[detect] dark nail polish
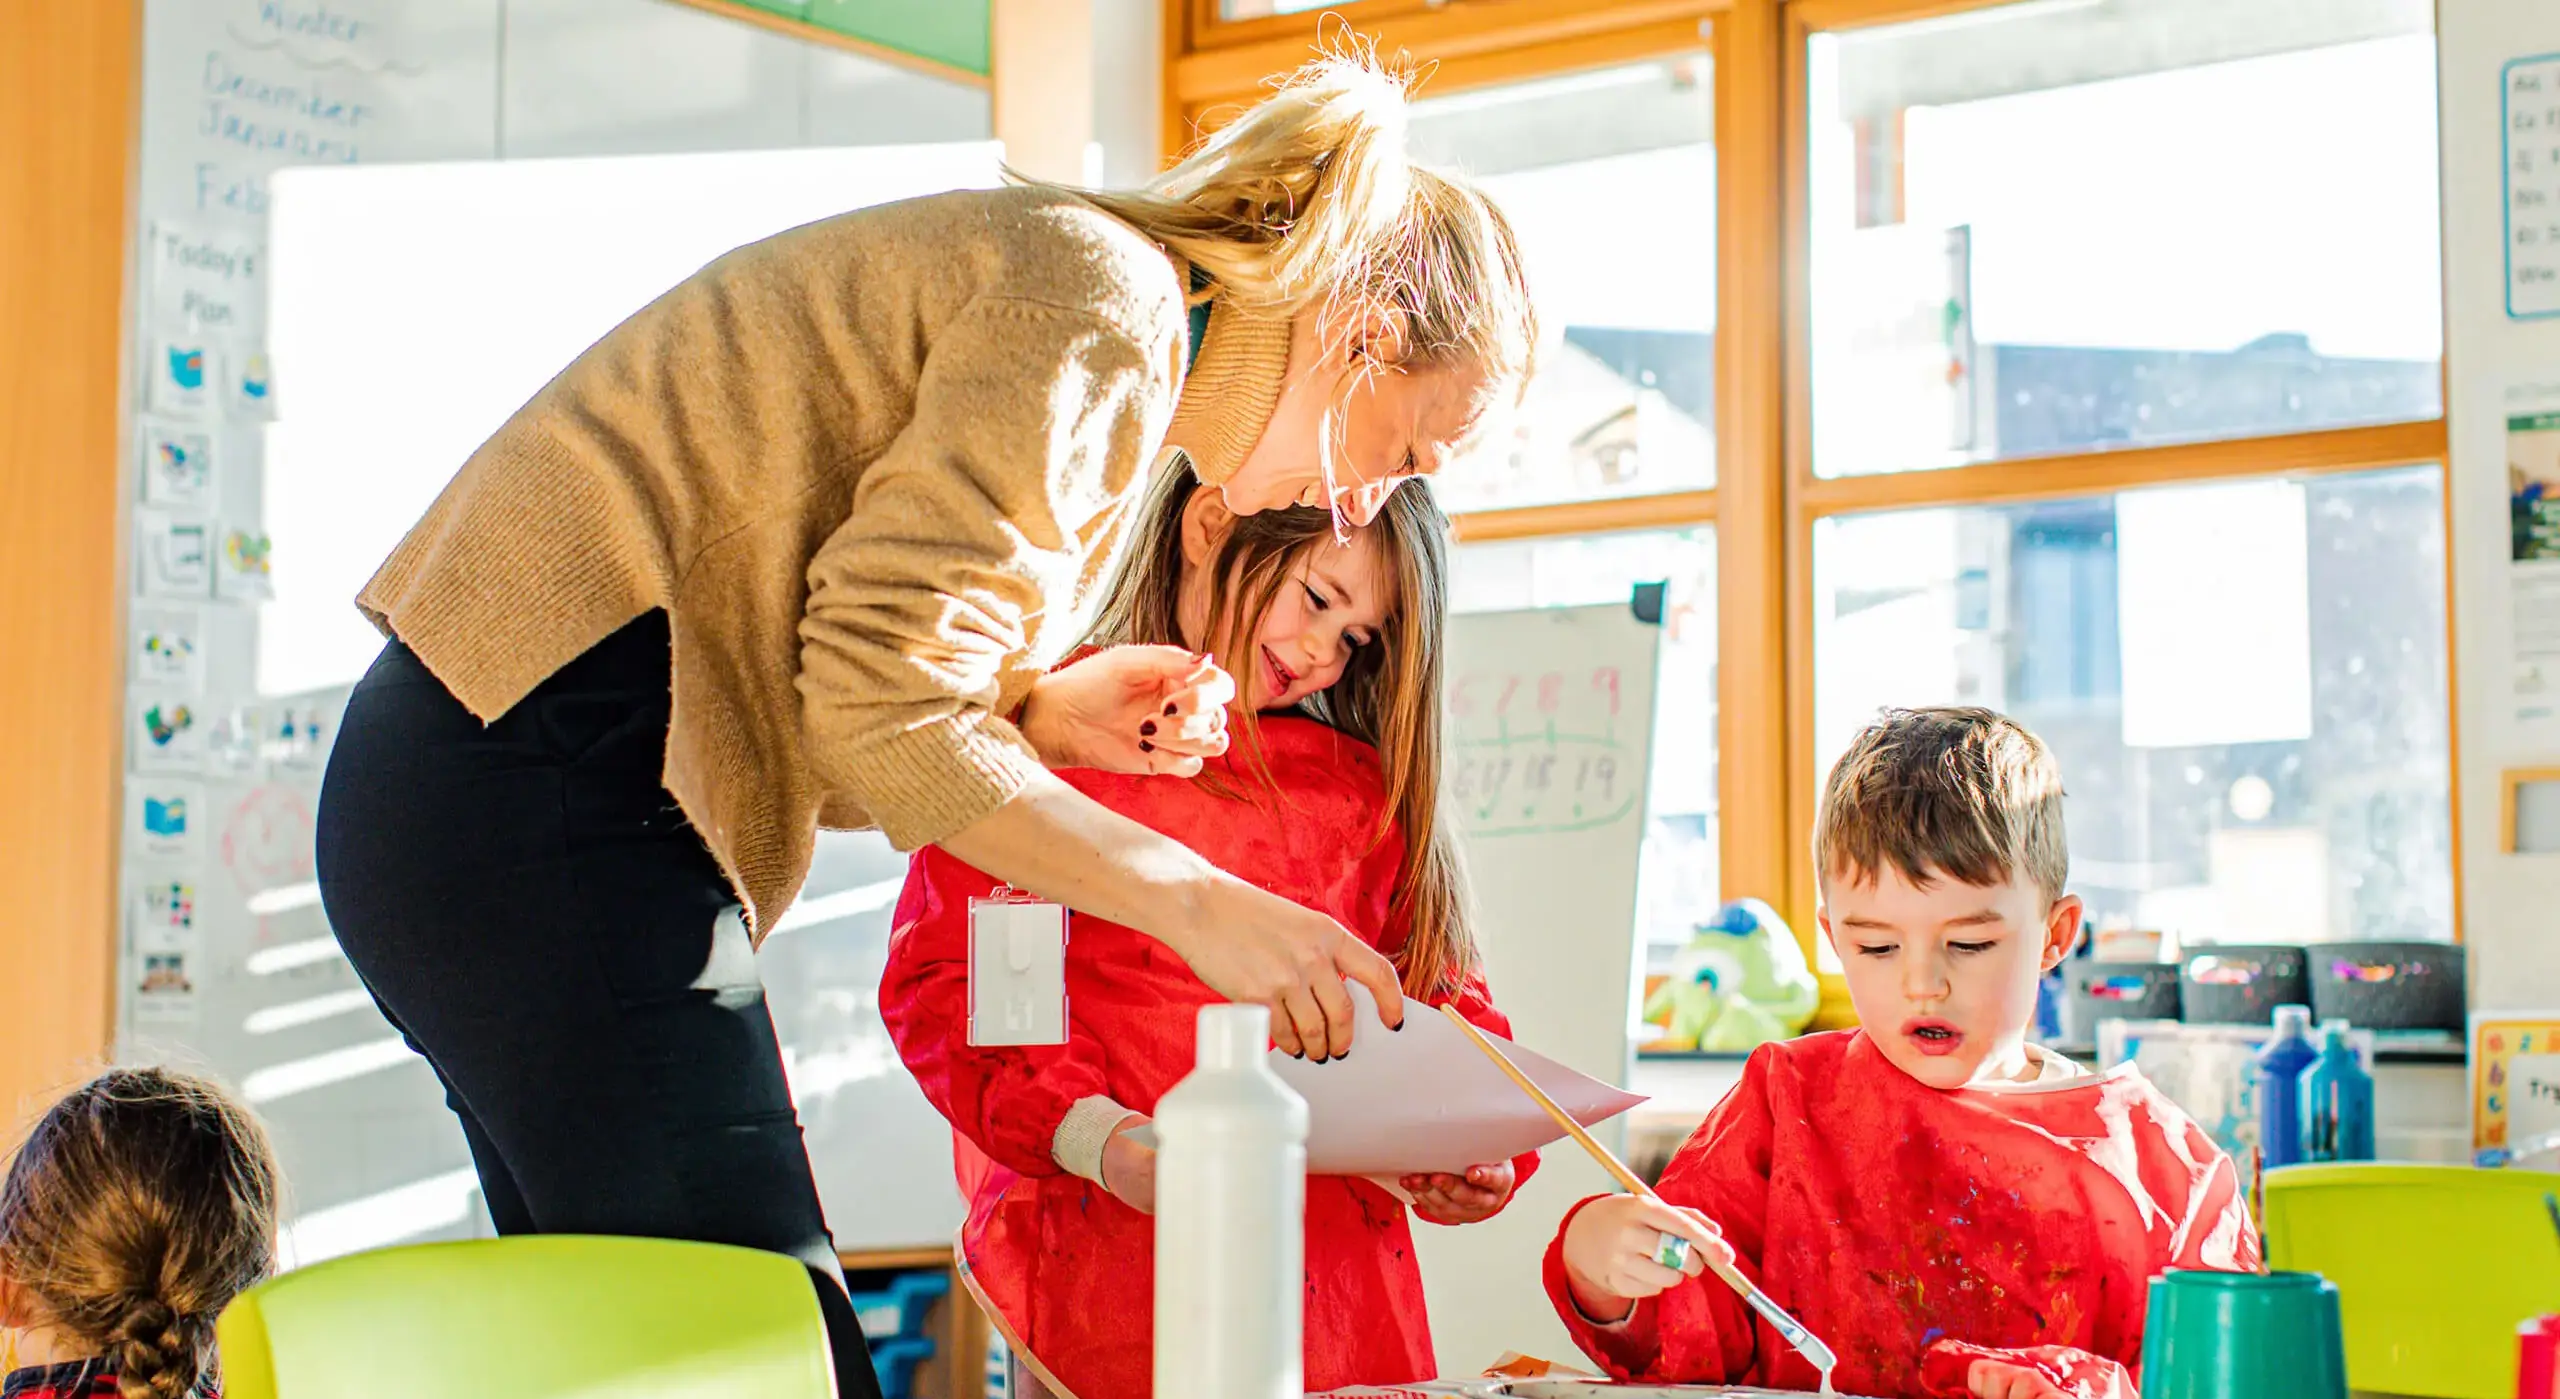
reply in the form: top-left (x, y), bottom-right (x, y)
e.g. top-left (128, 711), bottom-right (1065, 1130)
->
top-left (1164, 702), bottom-right (1178, 716)
top-left (1139, 740), bottom-right (1154, 752)
top-left (1141, 720), bottom-right (1157, 736)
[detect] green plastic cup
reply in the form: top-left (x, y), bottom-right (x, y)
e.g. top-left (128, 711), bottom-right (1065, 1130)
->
top-left (2141, 1269), bottom-right (2348, 1399)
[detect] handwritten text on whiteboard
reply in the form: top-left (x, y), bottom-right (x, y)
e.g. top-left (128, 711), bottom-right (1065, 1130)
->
top-left (1446, 665), bottom-right (1638, 838)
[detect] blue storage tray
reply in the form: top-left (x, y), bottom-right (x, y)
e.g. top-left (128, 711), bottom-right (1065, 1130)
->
top-left (870, 1336), bottom-right (938, 1399)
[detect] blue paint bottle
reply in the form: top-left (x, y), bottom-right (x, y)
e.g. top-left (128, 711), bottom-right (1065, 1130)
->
top-left (2256, 1004), bottom-right (2319, 1169)
top-left (2300, 1020), bottom-right (2375, 1162)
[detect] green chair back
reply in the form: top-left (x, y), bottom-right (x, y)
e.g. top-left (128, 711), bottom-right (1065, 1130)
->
top-left (2264, 1163), bottom-right (2559, 1398)
top-left (216, 1236), bottom-right (833, 1399)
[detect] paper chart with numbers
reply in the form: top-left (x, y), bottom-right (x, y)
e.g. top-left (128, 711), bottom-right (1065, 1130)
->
top-left (2508, 53), bottom-right (2560, 319)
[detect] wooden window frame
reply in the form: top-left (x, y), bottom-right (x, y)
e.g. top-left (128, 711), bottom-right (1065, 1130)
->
top-left (1166, 0), bottom-right (2463, 1022)
top-left (1779, 0), bottom-right (2459, 1021)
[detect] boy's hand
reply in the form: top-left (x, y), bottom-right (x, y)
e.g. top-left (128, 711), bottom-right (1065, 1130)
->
top-left (1099, 1115), bottom-right (1156, 1215)
top-left (1403, 1161), bottom-right (1516, 1224)
top-left (1920, 1341), bottom-right (2134, 1399)
top-left (1965, 1362), bottom-right (2072, 1399)
top-left (1559, 1194), bottom-right (1731, 1323)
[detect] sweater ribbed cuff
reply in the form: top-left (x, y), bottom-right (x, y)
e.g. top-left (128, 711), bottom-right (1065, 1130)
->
top-left (1166, 297), bottom-right (1292, 488)
top-left (834, 713), bottom-right (1046, 853)
top-left (1053, 1096), bottom-right (1141, 1185)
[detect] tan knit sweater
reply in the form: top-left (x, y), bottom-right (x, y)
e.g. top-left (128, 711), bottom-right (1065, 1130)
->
top-left (357, 185), bottom-right (1291, 938)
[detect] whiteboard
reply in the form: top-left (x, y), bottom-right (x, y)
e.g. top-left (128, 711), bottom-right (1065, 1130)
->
top-left (1413, 599), bottom-right (1665, 1378)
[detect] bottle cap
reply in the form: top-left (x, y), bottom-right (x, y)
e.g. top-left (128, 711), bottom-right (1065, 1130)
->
top-left (1195, 1003), bottom-right (1269, 1072)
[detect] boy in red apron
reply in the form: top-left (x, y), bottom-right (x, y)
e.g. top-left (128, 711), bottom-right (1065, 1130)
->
top-left (1551, 707), bottom-right (2259, 1399)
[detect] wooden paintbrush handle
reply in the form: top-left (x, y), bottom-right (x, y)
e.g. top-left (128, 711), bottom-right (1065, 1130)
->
top-left (1438, 1003), bottom-right (1652, 1198)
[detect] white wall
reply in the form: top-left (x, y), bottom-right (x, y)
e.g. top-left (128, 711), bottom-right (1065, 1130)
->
top-left (2442, 0), bottom-right (2560, 1008)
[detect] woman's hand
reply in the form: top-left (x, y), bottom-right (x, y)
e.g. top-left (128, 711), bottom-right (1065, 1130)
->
top-left (937, 777), bottom-right (1405, 1060)
top-left (1559, 1194), bottom-right (1729, 1324)
top-left (1100, 1115), bottom-right (1156, 1215)
top-left (1017, 646), bottom-right (1234, 777)
top-left (1403, 1161), bottom-right (1517, 1225)
top-left (1171, 876), bottom-right (1407, 1060)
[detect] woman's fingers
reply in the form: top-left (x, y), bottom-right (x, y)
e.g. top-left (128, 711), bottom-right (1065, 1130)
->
top-left (1308, 966), bottom-right (1358, 1060)
top-left (1333, 937), bottom-right (1406, 1031)
top-left (1275, 986), bottom-right (1329, 1060)
top-left (1139, 658), bottom-right (1233, 767)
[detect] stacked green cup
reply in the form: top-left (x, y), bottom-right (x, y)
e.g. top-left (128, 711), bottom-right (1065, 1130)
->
top-left (2141, 1270), bottom-right (2347, 1399)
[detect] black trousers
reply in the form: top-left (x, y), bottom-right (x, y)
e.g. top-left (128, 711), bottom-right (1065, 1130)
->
top-left (315, 612), bottom-right (883, 1398)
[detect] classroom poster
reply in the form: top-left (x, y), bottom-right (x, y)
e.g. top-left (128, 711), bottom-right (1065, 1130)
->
top-left (131, 949), bottom-right (201, 1028)
top-left (129, 693), bottom-right (206, 775)
top-left (131, 878), bottom-right (197, 942)
top-left (139, 419), bottom-right (219, 508)
top-left (124, 779), bottom-right (206, 866)
top-left (127, 871), bottom-right (204, 1031)
top-left (204, 705), bottom-right (263, 778)
top-left (267, 704), bottom-right (330, 771)
top-left (2508, 1054), bottom-right (2560, 1167)
top-left (147, 335), bottom-right (218, 418)
top-left (147, 221), bottom-right (266, 336)
top-left (2473, 1011), bottom-right (2560, 1161)
top-left (136, 511), bottom-right (213, 599)
top-left (2507, 54), bottom-right (2560, 319)
top-left (130, 608), bottom-right (206, 694)
top-left (227, 343), bottom-right (276, 419)
top-left (2511, 386), bottom-right (2560, 728)
top-left (216, 523), bottom-right (275, 602)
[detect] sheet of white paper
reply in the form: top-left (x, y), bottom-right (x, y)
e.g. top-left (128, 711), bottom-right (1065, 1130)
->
top-left (1136, 983), bottom-right (1645, 1176)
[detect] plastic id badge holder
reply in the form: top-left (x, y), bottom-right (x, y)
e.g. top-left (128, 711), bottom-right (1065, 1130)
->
top-left (968, 888), bottom-right (1068, 1047)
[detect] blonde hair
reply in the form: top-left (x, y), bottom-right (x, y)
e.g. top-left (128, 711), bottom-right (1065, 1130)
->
top-left (0, 1068), bottom-right (280, 1399)
top-left (1084, 464), bottom-right (1477, 999)
top-left (1055, 50), bottom-right (1537, 398)
top-left (1814, 706), bottom-right (2070, 902)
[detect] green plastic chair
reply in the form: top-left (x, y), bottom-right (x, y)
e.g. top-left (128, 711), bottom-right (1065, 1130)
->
top-left (216, 1236), bottom-right (835, 1399)
top-left (2264, 1163), bottom-right (2559, 1399)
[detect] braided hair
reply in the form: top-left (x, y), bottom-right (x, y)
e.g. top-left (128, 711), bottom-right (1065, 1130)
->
top-left (0, 1068), bottom-right (280, 1399)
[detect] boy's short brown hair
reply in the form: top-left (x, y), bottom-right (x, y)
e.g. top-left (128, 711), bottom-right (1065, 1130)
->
top-left (1815, 706), bottom-right (2069, 901)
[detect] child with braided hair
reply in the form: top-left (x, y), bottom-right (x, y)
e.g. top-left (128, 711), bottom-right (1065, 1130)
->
top-left (0, 1068), bottom-right (281, 1399)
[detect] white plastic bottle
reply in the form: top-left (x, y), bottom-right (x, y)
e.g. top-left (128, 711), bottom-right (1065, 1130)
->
top-left (1153, 1003), bottom-right (1309, 1399)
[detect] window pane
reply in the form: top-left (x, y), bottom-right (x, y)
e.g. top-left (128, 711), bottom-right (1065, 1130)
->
top-left (1452, 529), bottom-right (1717, 963)
top-left (1808, 2), bottom-right (2441, 478)
top-left (1410, 55), bottom-right (1716, 511)
top-left (1810, 468), bottom-right (2452, 968)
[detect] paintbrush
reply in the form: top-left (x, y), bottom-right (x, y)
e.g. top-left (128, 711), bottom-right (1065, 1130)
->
top-left (2250, 1145), bottom-right (2268, 1273)
top-left (1439, 1005), bottom-right (1839, 1384)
